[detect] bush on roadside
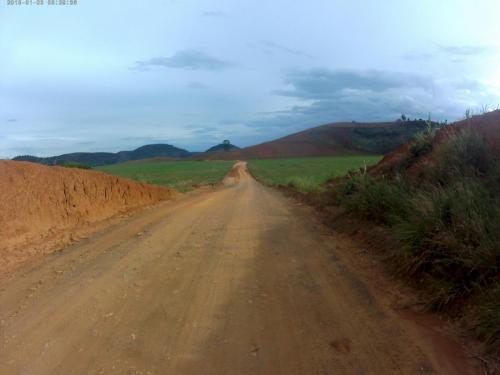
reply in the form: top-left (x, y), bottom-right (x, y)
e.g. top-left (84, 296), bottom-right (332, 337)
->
top-left (409, 130), bottom-right (434, 159)
top-left (336, 173), bottom-right (411, 225)
top-left (393, 121), bottom-right (436, 172)
top-left (430, 129), bottom-right (495, 184)
top-left (335, 128), bottom-right (500, 351)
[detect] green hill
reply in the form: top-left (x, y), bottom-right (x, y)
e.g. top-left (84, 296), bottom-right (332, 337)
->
top-left (13, 144), bottom-right (193, 167)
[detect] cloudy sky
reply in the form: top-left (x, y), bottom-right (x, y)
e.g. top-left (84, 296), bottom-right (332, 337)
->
top-left (1, 0), bottom-right (500, 157)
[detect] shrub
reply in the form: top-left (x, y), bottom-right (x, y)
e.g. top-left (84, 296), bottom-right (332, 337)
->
top-left (336, 173), bottom-right (411, 225)
top-left (391, 180), bottom-right (500, 306)
top-left (336, 126), bottom-right (500, 337)
top-left (409, 130), bottom-right (434, 158)
top-left (430, 129), bottom-right (494, 184)
top-left (388, 124), bottom-right (436, 173)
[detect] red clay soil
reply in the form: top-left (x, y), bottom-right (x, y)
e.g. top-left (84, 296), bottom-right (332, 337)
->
top-left (371, 110), bottom-right (500, 175)
top-left (0, 160), bottom-right (177, 277)
top-left (369, 142), bottom-right (411, 175)
top-left (195, 121), bottom-right (396, 160)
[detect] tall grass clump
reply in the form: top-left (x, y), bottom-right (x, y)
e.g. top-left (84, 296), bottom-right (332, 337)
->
top-left (409, 118), bottom-right (435, 158)
top-left (336, 173), bottom-right (412, 225)
top-left (336, 128), bottom-right (500, 349)
top-left (396, 116), bottom-right (436, 172)
top-left (287, 176), bottom-right (323, 192)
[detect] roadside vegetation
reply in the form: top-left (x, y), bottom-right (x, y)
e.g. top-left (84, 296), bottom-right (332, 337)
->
top-left (335, 128), bottom-right (500, 354)
top-left (348, 117), bottom-right (443, 154)
top-left (248, 156), bottom-right (382, 192)
top-left (60, 161), bottom-right (92, 170)
top-left (97, 160), bottom-right (234, 192)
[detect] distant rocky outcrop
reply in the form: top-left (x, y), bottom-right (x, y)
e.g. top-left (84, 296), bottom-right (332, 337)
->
top-left (205, 142), bottom-right (240, 153)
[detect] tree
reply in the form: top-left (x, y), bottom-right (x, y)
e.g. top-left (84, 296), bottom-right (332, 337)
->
top-left (223, 139), bottom-right (231, 152)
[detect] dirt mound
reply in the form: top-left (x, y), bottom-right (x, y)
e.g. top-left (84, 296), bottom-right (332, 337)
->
top-left (371, 110), bottom-right (500, 175)
top-left (0, 161), bottom-right (177, 276)
top-left (193, 121), bottom-right (427, 160)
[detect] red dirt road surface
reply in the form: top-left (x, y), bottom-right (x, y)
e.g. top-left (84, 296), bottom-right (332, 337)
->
top-left (0, 162), bottom-right (479, 374)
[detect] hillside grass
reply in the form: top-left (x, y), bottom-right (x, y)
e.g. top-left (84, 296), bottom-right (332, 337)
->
top-left (248, 156), bottom-right (382, 192)
top-left (97, 160), bottom-right (234, 192)
top-left (335, 129), bottom-right (500, 353)
top-left (60, 161), bottom-right (92, 170)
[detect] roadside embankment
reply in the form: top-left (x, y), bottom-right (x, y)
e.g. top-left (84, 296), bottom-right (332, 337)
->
top-left (0, 160), bottom-right (177, 277)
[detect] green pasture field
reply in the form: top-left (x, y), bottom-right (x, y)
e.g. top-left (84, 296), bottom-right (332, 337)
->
top-left (97, 160), bottom-right (235, 192)
top-left (247, 155), bottom-right (382, 192)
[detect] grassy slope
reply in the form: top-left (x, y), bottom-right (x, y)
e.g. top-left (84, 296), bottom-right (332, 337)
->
top-left (248, 156), bottom-right (382, 192)
top-left (97, 160), bottom-right (234, 192)
top-left (196, 121), bottom-right (430, 160)
top-left (335, 128), bottom-right (500, 355)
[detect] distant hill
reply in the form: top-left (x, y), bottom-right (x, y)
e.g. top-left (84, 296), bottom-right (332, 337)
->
top-left (13, 144), bottom-right (193, 167)
top-left (193, 120), bottom-right (433, 160)
top-left (13, 119), bottom-right (439, 165)
top-left (205, 143), bottom-right (240, 153)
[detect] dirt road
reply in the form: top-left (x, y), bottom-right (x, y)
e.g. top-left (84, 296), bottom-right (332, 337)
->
top-left (0, 162), bottom-right (476, 374)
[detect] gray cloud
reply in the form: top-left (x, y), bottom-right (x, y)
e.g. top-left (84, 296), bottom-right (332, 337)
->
top-left (133, 50), bottom-right (233, 71)
top-left (202, 10), bottom-right (226, 17)
top-left (190, 126), bottom-right (218, 133)
top-left (3, 1), bottom-right (500, 158)
top-left (274, 69), bottom-right (432, 100)
top-left (438, 45), bottom-right (492, 56)
top-left (259, 41), bottom-right (313, 59)
top-left (187, 81), bottom-right (209, 89)
top-left (403, 52), bottom-right (434, 61)
top-left (7, 118), bottom-right (17, 122)
top-left (243, 94), bottom-right (426, 141)
top-left (120, 136), bottom-right (171, 143)
top-left (244, 68), bottom-right (497, 138)
top-left (404, 44), bottom-right (495, 61)
top-left (189, 127), bottom-right (220, 138)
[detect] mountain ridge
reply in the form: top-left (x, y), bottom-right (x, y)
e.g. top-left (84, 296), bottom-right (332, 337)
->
top-left (193, 119), bottom-right (433, 160)
top-left (13, 144), bottom-right (194, 167)
top-left (13, 119), bottom-right (437, 165)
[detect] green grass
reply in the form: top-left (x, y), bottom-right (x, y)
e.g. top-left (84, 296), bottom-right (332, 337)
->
top-left (248, 156), bottom-right (382, 192)
top-left (60, 161), bottom-right (92, 170)
top-left (97, 160), bottom-right (234, 192)
top-left (335, 129), bottom-right (500, 353)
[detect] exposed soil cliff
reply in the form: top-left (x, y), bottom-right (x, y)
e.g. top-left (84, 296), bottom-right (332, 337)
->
top-left (0, 160), bottom-right (177, 276)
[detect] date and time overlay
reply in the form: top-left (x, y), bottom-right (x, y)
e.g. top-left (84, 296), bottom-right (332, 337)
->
top-left (6, 0), bottom-right (77, 5)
